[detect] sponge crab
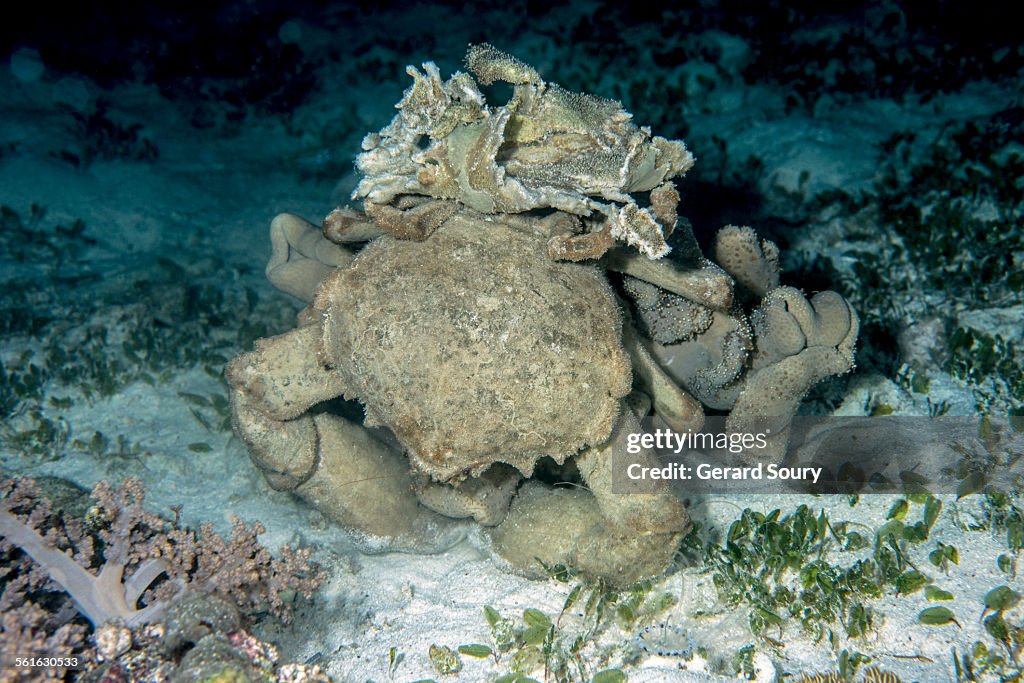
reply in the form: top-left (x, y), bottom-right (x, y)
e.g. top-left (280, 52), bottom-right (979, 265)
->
top-left (227, 207), bottom-right (699, 586)
top-left (225, 46), bottom-right (859, 586)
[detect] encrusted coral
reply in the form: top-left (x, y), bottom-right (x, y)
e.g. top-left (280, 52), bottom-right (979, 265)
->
top-left (352, 43), bottom-right (694, 259)
top-left (226, 45), bottom-right (858, 587)
top-left (712, 224), bottom-right (780, 299)
top-left (622, 275), bottom-right (715, 344)
top-left (727, 286), bottom-right (859, 459)
top-left (646, 225), bottom-right (857, 426)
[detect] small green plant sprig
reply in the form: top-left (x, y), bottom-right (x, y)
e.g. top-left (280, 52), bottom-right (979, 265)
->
top-left (951, 585), bottom-right (1024, 682)
top-left (946, 327), bottom-right (1024, 412)
top-left (949, 418), bottom-right (1024, 553)
top-left (428, 644), bottom-right (463, 675)
top-left (954, 639), bottom-right (1024, 683)
top-left (691, 497), bottom-right (946, 646)
top-left (458, 570), bottom-right (673, 683)
top-left (954, 486), bottom-right (1024, 557)
top-left (476, 602), bottom-right (629, 683)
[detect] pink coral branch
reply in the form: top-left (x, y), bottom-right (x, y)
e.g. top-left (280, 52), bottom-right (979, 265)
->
top-left (124, 557), bottom-right (169, 605)
top-left (0, 507), bottom-right (171, 627)
top-left (2, 476), bottom-right (322, 634)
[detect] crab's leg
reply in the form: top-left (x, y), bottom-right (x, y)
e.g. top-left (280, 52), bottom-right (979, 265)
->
top-left (227, 327), bottom-right (456, 546)
top-left (298, 412), bottom-right (452, 545)
top-left (602, 247), bottom-right (734, 311)
top-left (488, 480), bottom-right (686, 587)
top-left (574, 408), bottom-right (691, 537)
top-left (226, 323), bottom-right (349, 492)
top-left (226, 324), bottom-right (346, 421)
top-left (621, 321), bottom-right (704, 432)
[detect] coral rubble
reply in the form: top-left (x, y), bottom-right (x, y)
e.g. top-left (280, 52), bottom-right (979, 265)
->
top-left (352, 43), bottom-right (695, 259)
